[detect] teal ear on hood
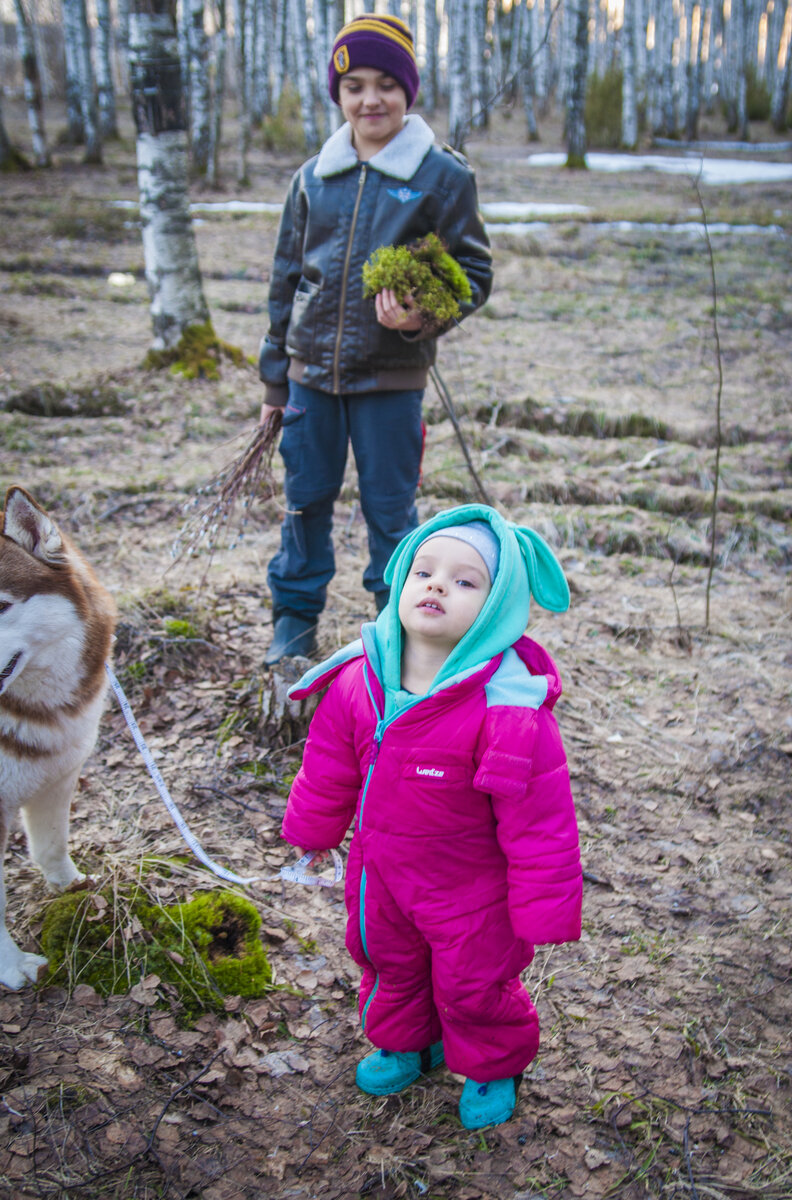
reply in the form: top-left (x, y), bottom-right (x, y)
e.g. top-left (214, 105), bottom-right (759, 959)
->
top-left (377, 504), bottom-right (570, 699)
top-left (512, 526), bottom-right (570, 614)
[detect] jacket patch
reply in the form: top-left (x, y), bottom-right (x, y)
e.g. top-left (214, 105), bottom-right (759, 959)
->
top-left (387, 187), bottom-right (422, 203)
top-left (415, 765), bottom-right (446, 778)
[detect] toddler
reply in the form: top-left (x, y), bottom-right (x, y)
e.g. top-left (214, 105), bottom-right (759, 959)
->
top-left (281, 504), bottom-right (582, 1129)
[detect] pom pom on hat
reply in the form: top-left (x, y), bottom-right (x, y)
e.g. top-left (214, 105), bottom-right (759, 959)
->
top-left (329, 14), bottom-right (420, 110)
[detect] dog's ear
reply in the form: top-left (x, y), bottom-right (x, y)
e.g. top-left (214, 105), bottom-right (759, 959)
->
top-left (2, 487), bottom-right (65, 565)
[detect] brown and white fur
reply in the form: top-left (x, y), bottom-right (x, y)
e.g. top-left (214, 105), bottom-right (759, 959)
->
top-left (0, 487), bottom-right (116, 989)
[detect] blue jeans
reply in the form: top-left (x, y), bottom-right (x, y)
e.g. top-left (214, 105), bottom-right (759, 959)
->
top-left (267, 382), bottom-right (424, 619)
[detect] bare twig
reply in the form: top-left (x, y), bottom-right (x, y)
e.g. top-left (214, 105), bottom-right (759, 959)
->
top-left (692, 172), bottom-right (724, 631)
top-left (430, 365), bottom-right (494, 507)
top-left (171, 409), bottom-right (284, 573)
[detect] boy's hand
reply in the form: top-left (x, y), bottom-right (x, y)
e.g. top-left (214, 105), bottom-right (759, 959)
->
top-left (375, 289), bottom-right (423, 332)
top-left (260, 400), bottom-right (284, 425)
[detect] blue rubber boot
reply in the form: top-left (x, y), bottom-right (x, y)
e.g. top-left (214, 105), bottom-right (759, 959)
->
top-left (355, 1042), bottom-right (445, 1096)
top-left (459, 1075), bottom-right (522, 1130)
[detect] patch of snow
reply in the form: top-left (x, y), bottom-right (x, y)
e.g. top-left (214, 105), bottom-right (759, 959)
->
top-left (654, 137), bottom-right (792, 154)
top-left (486, 220), bottom-right (786, 237)
top-left (526, 151), bottom-right (792, 186)
top-left (111, 199), bottom-right (284, 214)
top-left (480, 200), bottom-right (590, 219)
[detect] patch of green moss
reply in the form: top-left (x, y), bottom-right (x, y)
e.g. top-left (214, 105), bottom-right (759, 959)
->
top-left (144, 321), bottom-right (246, 380)
top-left (162, 617), bottom-right (200, 638)
top-left (40, 887), bottom-right (272, 1022)
top-left (362, 233), bottom-right (472, 329)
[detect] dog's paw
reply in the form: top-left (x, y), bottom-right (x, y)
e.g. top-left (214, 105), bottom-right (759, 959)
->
top-left (0, 935), bottom-right (48, 991)
top-left (43, 859), bottom-right (85, 892)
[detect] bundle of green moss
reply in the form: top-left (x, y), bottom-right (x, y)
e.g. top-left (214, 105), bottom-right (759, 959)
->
top-left (362, 233), bottom-right (472, 331)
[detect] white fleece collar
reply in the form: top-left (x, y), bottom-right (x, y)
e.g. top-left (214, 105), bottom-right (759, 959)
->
top-left (314, 114), bottom-right (436, 181)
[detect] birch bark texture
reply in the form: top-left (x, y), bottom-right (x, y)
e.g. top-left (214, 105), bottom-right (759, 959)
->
top-left (95, 0), bottom-right (119, 138)
top-left (12, 0), bottom-right (50, 165)
top-left (129, 0), bottom-right (210, 350)
top-left (564, 0), bottom-right (588, 166)
top-left (62, 0), bottom-right (103, 161)
top-left (621, 0), bottom-right (638, 148)
top-left (187, 0), bottom-right (212, 172)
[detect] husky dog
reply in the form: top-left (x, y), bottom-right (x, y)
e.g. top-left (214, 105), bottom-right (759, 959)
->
top-left (0, 487), bottom-right (116, 990)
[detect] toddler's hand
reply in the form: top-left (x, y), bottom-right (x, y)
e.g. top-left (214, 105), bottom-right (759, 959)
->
top-left (375, 289), bottom-right (423, 332)
top-left (296, 847), bottom-right (330, 864)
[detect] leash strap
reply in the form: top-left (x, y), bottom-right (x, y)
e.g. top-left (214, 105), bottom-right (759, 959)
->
top-left (104, 663), bottom-right (343, 888)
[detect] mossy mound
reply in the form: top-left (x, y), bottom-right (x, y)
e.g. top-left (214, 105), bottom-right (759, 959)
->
top-left (362, 233), bottom-right (472, 330)
top-left (144, 321), bottom-right (247, 381)
top-left (40, 886), bottom-right (272, 1021)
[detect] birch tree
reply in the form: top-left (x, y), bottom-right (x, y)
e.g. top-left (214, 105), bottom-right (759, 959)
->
top-left (61, 0), bottom-right (85, 143)
top-left (447, 0), bottom-right (470, 148)
top-left (129, 0), bottom-right (211, 350)
top-left (207, 0), bottom-right (227, 185)
top-left (564, 0), bottom-right (588, 166)
top-left (519, 0), bottom-right (540, 140)
top-left (290, 0), bottom-right (320, 151)
top-left (770, 0), bottom-right (792, 129)
top-left (621, 0), bottom-right (639, 148)
top-left (12, 0), bottom-right (51, 166)
top-left (62, 0), bottom-right (103, 162)
top-left (233, 0), bottom-right (252, 183)
top-left (95, 0), bottom-right (119, 138)
top-left (187, 0), bottom-right (212, 171)
top-left (423, 0), bottom-right (440, 113)
top-left (685, 0), bottom-right (704, 140)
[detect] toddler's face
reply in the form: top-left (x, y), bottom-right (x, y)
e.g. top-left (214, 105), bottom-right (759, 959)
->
top-left (398, 536), bottom-right (491, 654)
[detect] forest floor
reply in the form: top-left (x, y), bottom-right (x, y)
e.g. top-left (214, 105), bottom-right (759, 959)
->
top-left (1, 99), bottom-right (791, 1200)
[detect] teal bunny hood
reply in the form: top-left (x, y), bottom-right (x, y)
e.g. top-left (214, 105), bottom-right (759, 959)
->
top-left (370, 504), bottom-right (570, 710)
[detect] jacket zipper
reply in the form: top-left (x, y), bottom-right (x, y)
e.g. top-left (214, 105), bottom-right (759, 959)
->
top-left (333, 162), bottom-right (367, 395)
top-left (358, 665), bottom-right (385, 1027)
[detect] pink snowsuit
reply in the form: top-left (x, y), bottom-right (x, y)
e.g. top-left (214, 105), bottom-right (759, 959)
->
top-left (283, 633), bottom-right (582, 1082)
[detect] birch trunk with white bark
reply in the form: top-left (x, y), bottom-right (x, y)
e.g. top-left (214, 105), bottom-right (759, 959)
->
top-left (129, 0), bottom-right (210, 350)
top-left (207, 0), bottom-right (227, 185)
top-left (447, 0), bottom-right (470, 148)
top-left (564, 0), bottom-right (588, 166)
top-left (621, 0), bottom-right (638, 148)
top-left (770, 0), bottom-right (792, 129)
top-left (12, 0), bottom-right (50, 165)
top-left (423, 0), bottom-right (440, 112)
top-left (63, 0), bottom-right (102, 162)
top-left (94, 0), bottom-right (119, 138)
top-left (61, 0), bottom-right (85, 143)
top-left (685, 0), bottom-right (703, 140)
top-left (233, 0), bottom-right (251, 183)
top-left (519, 0), bottom-right (540, 140)
top-left (187, 0), bottom-right (212, 171)
top-left (289, 0), bottom-right (319, 151)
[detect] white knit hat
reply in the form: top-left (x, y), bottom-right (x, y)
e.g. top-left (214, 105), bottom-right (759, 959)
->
top-left (420, 520), bottom-right (500, 582)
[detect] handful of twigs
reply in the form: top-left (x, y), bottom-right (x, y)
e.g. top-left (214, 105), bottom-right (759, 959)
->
top-left (171, 409), bottom-right (283, 569)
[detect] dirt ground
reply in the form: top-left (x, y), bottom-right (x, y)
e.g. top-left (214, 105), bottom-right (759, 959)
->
top-left (1, 99), bottom-right (791, 1200)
